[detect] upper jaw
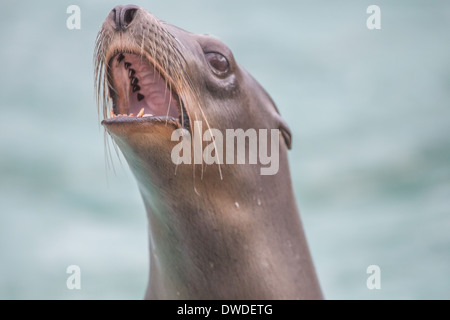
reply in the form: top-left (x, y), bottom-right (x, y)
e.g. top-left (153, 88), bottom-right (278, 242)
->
top-left (102, 50), bottom-right (190, 130)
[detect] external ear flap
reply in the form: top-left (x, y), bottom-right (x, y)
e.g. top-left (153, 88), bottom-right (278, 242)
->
top-left (248, 73), bottom-right (292, 149)
top-left (278, 117), bottom-right (292, 150)
top-left (267, 100), bottom-right (292, 150)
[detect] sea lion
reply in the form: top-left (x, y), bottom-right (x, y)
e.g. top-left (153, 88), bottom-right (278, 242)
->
top-left (94, 4), bottom-right (323, 299)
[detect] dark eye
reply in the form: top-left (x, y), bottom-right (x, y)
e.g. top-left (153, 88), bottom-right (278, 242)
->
top-left (205, 52), bottom-right (230, 77)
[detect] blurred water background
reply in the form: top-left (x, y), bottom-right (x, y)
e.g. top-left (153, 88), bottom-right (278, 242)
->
top-left (0, 0), bottom-right (449, 299)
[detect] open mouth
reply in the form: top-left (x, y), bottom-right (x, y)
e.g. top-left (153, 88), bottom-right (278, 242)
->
top-left (104, 51), bottom-right (190, 129)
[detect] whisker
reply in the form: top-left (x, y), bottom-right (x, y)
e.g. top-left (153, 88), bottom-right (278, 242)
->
top-left (94, 12), bottom-right (225, 185)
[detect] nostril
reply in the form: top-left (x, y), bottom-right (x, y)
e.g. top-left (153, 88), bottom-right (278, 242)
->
top-left (108, 7), bottom-right (119, 30)
top-left (123, 8), bottom-right (137, 27)
top-left (120, 5), bottom-right (139, 30)
top-left (110, 8), bottom-right (117, 21)
top-left (109, 5), bottom-right (139, 30)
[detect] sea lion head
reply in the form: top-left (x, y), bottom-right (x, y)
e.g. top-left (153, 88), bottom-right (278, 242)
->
top-left (95, 5), bottom-right (291, 185)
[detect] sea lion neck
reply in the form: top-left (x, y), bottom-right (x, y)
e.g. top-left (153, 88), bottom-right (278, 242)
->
top-left (116, 139), bottom-right (320, 299)
top-left (109, 124), bottom-right (321, 299)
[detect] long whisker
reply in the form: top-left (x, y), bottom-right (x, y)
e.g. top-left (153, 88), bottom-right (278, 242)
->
top-left (94, 10), bottom-right (225, 186)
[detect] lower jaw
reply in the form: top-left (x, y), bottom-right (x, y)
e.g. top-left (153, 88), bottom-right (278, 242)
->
top-left (102, 114), bottom-right (181, 128)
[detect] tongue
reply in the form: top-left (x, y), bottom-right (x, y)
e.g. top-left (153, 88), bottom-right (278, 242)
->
top-left (129, 61), bottom-right (179, 117)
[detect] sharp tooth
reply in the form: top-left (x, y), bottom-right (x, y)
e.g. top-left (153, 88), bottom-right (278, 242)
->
top-left (137, 108), bottom-right (145, 118)
top-left (129, 113), bottom-right (134, 117)
top-left (110, 109), bottom-right (115, 118)
top-left (131, 77), bottom-right (139, 86)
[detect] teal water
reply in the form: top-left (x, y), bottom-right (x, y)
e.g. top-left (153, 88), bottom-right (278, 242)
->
top-left (1, 0), bottom-right (449, 299)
